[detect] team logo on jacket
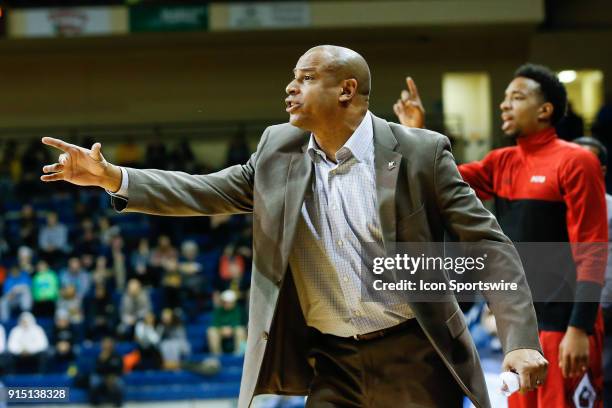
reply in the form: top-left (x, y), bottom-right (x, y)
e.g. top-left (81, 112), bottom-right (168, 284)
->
top-left (529, 175), bottom-right (546, 183)
top-left (573, 374), bottom-right (596, 408)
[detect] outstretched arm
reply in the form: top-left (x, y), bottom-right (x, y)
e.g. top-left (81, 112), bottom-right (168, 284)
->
top-left (41, 129), bottom-right (270, 216)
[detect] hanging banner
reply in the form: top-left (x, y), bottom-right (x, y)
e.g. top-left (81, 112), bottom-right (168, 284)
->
top-left (228, 2), bottom-right (310, 30)
top-left (9, 6), bottom-right (127, 38)
top-left (129, 4), bottom-right (208, 33)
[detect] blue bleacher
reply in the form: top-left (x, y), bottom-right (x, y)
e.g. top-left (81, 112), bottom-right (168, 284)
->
top-left (187, 323), bottom-right (209, 353)
top-left (2, 354), bottom-right (245, 404)
top-left (126, 382), bottom-right (240, 401)
top-left (0, 181), bottom-right (248, 405)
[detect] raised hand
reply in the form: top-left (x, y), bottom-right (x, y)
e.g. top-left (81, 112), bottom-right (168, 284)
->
top-left (40, 137), bottom-right (122, 192)
top-left (393, 76), bottom-right (426, 128)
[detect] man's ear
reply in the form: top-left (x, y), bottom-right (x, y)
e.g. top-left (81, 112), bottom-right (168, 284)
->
top-left (339, 78), bottom-right (358, 102)
top-left (538, 102), bottom-right (554, 122)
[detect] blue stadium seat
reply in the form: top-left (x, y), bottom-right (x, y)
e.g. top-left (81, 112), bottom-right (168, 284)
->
top-left (79, 341), bottom-right (137, 359)
top-left (195, 312), bottom-right (213, 326)
top-left (126, 382), bottom-right (240, 401)
top-left (2, 374), bottom-right (73, 387)
top-left (187, 323), bottom-right (208, 352)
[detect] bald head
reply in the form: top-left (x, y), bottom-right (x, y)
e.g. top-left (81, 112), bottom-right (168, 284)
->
top-left (303, 45), bottom-right (371, 98)
top-left (285, 45), bottom-right (371, 131)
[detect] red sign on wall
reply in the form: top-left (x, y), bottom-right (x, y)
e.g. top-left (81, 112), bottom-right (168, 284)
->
top-left (0, 7), bottom-right (6, 37)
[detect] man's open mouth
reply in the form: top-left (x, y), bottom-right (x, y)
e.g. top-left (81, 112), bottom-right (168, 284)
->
top-left (285, 100), bottom-right (301, 113)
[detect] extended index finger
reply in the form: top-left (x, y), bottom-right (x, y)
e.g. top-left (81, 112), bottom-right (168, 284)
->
top-left (41, 137), bottom-right (73, 152)
top-left (406, 76), bottom-right (421, 100)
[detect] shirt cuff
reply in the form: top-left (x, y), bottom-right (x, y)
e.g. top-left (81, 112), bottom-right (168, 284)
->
top-left (106, 167), bottom-right (129, 198)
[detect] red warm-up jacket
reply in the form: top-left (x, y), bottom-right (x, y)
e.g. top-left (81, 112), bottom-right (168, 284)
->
top-left (459, 127), bottom-right (607, 332)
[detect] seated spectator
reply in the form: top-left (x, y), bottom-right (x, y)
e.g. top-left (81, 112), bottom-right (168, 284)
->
top-left (73, 218), bottom-right (99, 258)
top-left (178, 240), bottom-right (207, 301)
top-left (15, 204), bottom-right (38, 250)
top-left (115, 137), bottom-right (142, 168)
top-left (0, 139), bottom-right (19, 185)
top-left (85, 283), bottom-right (115, 341)
top-left (31, 260), bottom-right (59, 318)
top-left (157, 308), bottom-right (190, 370)
top-left (92, 256), bottom-right (112, 288)
top-left (0, 223), bottom-right (8, 261)
top-left (145, 141), bottom-right (167, 170)
top-left (118, 279), bottom-right (151, 339)
top-left (150, 235), bottom-right (178, 270)
top-left (80, 253), bottom-right (95, 274)
top-left (109, 235), bottom-right (127, 291)
top-left (0, 263), bottom-right (5, 291)
top-left (134, 312), bottom-right (162, 370)
top-left (17, 140), bottom-right (50, 200)
top-left (1, 264), bottom-right (32, 322)
top-left (17, 245), bottom-right (35, 275)
top-left (214, 245), bottom-right (249, 306)
top-left (89, 337), bottom-right (124, 407)
top-left (52, 309), bottom-right (76, 369)
top-left (56, 285), bottom-right (83, 325)
top-left (160, 256), bottom-right (182, 309)
top-left (0, 321), bottom-right (5, 351)
top-left (7, 312), bottom-right (48, 373)
top-left (38, 212), bottom-right (69, 267)
top-left (168, 139), bottom-right (196, 172)
top-left (129, 238), bottom-right (156, 287)
top-left (60, 257), bottom-right (91, 300)
top-left (97, 217), bottom-right (120, 249)
top-left (207, 290), bottom-right (246, 355)
top-left (225, 133), bottom-right (251, 167)
top-left (0, 321), bottom-right (6, 375)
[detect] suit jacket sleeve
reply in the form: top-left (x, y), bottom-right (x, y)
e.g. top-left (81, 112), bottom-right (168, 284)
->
top-left (111, 128), bottom-right (270, 216)
top-left (433, 135), bottom-right (542, 355)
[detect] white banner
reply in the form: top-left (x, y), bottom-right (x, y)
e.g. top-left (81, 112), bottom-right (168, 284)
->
top-left (228, 2), bottom-right (310, 30)
top-left (11, 6), bottom-right (127, 38)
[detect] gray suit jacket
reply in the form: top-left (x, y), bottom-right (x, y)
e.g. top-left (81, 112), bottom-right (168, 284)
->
top-left (114, 114), bottom-right (541, 408)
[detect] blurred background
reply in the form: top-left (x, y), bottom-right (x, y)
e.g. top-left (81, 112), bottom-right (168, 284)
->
top-left (0, 0), bottom-right (610, 407)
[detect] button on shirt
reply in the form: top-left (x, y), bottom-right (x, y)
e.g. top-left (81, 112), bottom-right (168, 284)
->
top-left (288, 112), bottom-right (414, 337)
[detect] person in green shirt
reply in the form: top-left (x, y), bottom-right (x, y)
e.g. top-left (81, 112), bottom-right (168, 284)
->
top-left (207, 290), bottom-right (246, 355)
top-left (32, 260), bottom-right (60, 317)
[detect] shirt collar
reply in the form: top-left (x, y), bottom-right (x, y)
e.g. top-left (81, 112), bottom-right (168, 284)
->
top-left (307, 111), bottom-right (374, 164)
top-left (516, 127), bottom-right (557, 152)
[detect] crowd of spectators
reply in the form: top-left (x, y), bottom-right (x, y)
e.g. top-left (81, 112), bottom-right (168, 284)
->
top-left (0, 137), bottom-right (252, 401)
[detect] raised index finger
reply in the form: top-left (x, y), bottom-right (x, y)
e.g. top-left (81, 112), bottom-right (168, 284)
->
top-left (406, 77), bottom-right (421, 101)
top-left (41, 137), bottom-right (73, 152)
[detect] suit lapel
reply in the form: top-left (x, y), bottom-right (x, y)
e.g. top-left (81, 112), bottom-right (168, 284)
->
top-left (281, 140), bottom-right (312, 267)
top-left (372, 115), bottom-right (402, 248)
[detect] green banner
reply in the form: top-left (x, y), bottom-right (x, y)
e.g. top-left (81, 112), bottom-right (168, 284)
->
top-left (130, 4), bottom-right (208, 33)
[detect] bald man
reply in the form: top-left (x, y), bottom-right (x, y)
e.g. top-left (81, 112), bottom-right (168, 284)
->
top-left (41, 45), bottom-right (545, 407)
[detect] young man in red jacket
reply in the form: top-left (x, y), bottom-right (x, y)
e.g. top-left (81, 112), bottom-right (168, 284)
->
top-left (394, 64), bottom-right (606, 408)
